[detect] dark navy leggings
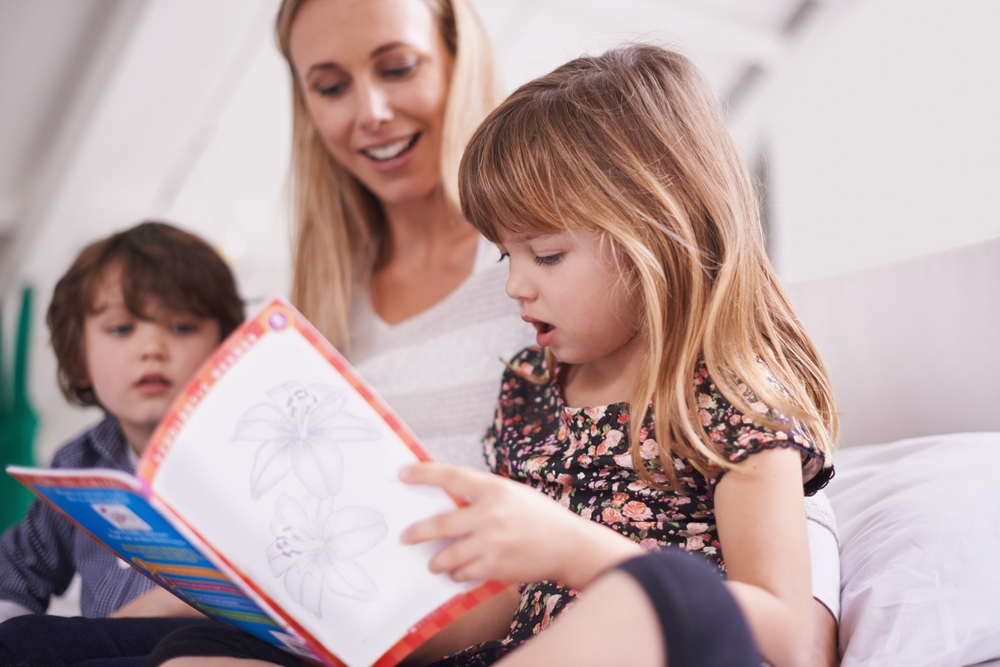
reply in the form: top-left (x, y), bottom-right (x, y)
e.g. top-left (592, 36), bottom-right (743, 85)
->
top-left (0, 615), bottom-right (219, 667)
top-left (617, 548), bottom-right (762, 667)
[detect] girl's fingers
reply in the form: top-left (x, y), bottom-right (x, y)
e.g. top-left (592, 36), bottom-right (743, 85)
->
top-left (400, 505), bottom-right (477, 544)
top-left (427, 535), bottom-right (484, 576)
top-left (399, 462), bottom-right (494, 500)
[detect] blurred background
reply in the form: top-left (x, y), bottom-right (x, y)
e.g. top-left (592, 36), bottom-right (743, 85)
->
top-left (0, 0), bottom-right (998, 481)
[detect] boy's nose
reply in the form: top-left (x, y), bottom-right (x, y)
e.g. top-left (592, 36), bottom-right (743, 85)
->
top-left (138, 328), bottom-right (169, 360)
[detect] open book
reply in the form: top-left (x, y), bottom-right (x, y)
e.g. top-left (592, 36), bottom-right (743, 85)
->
top-left (7, 297), bottom-right (506, 667)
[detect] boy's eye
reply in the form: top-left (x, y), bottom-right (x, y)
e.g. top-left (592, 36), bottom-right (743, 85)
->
top-left (533, 253), bottom-right (563, 266)
top-left (108, 324), bottom-right (133, 336)
top-left (170, 322), bottom-right (198, 335)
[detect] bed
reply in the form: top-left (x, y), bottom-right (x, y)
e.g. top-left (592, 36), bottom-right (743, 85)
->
top-left (786, 235), bottom-right (1000, 666)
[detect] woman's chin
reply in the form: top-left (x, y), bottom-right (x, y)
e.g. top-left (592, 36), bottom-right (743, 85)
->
top-left (363, 176), bottom-right (444, 209)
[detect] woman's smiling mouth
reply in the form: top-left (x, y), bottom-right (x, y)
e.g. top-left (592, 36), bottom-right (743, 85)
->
top-left (360, 133), bottom-right (420, 162)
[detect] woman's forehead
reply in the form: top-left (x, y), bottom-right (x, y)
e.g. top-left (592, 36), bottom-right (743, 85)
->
top-left (289, 0), bottom-right (440, 71)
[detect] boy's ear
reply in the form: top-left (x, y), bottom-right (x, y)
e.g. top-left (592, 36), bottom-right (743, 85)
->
top-left (74, 367), bottom-right (93, 391)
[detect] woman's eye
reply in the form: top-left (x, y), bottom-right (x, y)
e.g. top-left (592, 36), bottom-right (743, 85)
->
top-left (383, 65), bottom-right (415, 79)
top-left (533, 253), bottom-right (563, 266)
top-left (379, 58), bottom-right (418, 81)
top-left (318, 82), bottom-right (348, 97)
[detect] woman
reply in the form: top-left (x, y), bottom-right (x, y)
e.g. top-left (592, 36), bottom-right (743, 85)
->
top-left (279, 0), bottom-right (535, 471)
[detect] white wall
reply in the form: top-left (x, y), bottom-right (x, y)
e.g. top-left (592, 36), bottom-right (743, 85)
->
top-left (763, 0), bottom-right (1000, 281)
top-left (6, 0), bottom-right (998, 463)
top-left (3, 0), bottom-right (293, 463)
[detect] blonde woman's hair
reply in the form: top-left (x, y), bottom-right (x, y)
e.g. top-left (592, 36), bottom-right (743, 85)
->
top-left (459, 44), bottom-right (838, 489)
top-left (275, 0), bottom-right (501, 348)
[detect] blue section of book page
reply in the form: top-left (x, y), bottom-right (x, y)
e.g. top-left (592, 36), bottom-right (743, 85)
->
top-left (29, 477), bottom-right (313, 658)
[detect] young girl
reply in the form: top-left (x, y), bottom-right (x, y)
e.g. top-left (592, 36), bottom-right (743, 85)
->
top-left (398, 43), bottom-right (838, 667)
top-left (149, 44), bottom-right (835, 667)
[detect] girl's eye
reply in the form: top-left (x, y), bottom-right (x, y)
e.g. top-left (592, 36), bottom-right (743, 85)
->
top-left (533, 253), bottom-right (563, 266)
top-left (498, 252), bottom-right (510, 263)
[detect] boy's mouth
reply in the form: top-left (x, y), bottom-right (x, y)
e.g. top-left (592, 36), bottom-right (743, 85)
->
top-left (136, 373), bottom-right (171, 396)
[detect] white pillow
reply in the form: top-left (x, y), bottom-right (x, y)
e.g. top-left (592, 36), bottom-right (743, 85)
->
top-left (828, 433), bottom-right (1000, 667)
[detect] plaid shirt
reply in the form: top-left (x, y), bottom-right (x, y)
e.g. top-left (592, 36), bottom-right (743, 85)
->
top-left (0, 415), bottom-right (155, 617)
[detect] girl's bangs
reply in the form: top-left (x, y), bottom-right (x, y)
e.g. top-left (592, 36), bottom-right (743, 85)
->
top-left (461, 98), bottom-right (592, 244)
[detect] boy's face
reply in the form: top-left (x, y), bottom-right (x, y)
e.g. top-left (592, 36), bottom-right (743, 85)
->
top-left (82, 268), bottom-right (221, 455)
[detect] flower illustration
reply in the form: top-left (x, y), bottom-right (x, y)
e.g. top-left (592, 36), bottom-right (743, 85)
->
top-left (268, 493), bottom-right (387, 616)
top-left (233, 382), bottom-right (380, 499)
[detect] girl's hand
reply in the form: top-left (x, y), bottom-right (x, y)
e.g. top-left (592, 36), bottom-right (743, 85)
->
top-left (398, 462), bottom-right (642, 590)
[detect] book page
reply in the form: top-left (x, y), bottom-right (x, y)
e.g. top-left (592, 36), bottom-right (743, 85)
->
top-left (141, 299), bottom-right (501, 667)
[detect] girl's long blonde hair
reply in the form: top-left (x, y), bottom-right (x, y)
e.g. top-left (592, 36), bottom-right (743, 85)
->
top-left (275, 0), bottom-right (500, 349)
top-left (460, 45), bottom-right (838, 488)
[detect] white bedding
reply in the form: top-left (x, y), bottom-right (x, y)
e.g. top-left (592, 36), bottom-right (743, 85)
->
top-left (829, 433), bottom-right (1000, 667)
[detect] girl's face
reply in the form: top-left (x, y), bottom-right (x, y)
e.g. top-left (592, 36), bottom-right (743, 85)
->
top-left (498, 230), bottom-right (641, 366)
top-left (288, 0), bottom-right (453, 207)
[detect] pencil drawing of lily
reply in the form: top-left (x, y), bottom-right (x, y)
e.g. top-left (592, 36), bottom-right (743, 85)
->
top-left (233, 381), bottom-right (380, 499)
top-left (268, 494), bottom-right (387, 616)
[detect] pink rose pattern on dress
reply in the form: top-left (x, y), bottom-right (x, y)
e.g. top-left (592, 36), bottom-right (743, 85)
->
top-left (434, 347), bottom-right (830, 666)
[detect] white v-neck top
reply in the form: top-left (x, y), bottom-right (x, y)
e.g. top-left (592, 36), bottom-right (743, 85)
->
top-left (346, 237), bottom-right (536, 470)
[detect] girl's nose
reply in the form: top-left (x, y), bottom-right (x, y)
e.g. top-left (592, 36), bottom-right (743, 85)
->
top-left (505, 264), bottom-right (536, 302)
top-left (356, 80), bottom-right (393, 132)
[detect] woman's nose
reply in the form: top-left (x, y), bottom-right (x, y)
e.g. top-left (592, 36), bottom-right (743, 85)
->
top-left (356, 80), bottom-right (393, 131)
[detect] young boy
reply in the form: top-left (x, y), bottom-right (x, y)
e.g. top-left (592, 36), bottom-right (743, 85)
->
top-left (0, 222), bottom-right (242, 629)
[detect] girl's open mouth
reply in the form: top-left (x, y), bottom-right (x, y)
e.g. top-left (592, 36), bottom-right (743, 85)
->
top-left (532, 321), bottom-right (556, 347)
top-left (532, 322), bottom-right (553, 335)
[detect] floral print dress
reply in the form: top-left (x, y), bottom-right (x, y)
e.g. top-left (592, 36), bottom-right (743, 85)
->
top-left (429, 347), bottom-right (832, 667)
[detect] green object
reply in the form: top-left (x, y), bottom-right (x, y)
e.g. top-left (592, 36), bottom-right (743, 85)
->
top-left (0, 287), bottom-right (38, 532)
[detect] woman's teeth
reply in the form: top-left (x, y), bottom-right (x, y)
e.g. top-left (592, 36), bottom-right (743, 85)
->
top-left (363, 134), bottom-right (417, 161)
